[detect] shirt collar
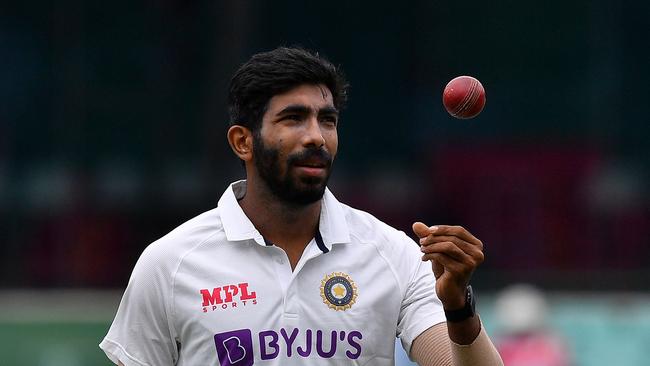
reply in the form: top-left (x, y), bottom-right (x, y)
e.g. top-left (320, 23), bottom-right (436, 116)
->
top-left (218, 180), bottom-right (265, 245)
top-left (318, 186), bottom-right (351, 249)
top-left (218, 180), bottom-right (351, 249)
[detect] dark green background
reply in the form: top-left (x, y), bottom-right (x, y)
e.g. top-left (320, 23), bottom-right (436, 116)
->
top-left (2, 1), bottom-right (649, 290)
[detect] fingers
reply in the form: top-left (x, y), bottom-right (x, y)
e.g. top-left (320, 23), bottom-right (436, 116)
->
top-left (426, 225), bottom-right (482, 246)
top-left (420, 240), bottom-right (470, 261)
top-left (413, 223), bottom-right (485, 308)
top-left (421, 244), bottom-right (484, 267)
top-left (413, 223), bottom-right (485, 269)
top-left (420, 235), bottom-right (484, 258)
top-left (412, 222), bottom-right (433, 239)
top-left (416, 225), bottom-right (483, 248)
top-left (422, 252), bottom-right (476, 278)
top-left (421, 237), bottom-right (484, 263)
top-left (413, 223), bottom-right (482, 246)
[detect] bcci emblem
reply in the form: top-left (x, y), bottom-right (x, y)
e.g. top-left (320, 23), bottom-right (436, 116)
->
top-left (320, 272), bottom-right (358, 311)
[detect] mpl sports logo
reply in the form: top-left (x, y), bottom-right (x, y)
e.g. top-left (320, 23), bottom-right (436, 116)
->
top-left (214, 328), bottom-right (363, 365)
top-left (200, 283), bottom-right (257, 313)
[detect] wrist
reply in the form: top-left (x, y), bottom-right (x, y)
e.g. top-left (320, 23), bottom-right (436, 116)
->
top-left (444, 285), bottom-right (476, 323)
top-left (441, 285), bottom-right (468, 310)
top-left (443, 295), bottom-right (467, 311)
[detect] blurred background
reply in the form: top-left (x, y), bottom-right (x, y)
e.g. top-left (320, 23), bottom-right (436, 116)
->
top-left (1, 0), bottom-right (649, 365)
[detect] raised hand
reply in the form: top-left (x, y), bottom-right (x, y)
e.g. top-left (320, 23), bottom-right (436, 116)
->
top-left (412, 223), bottom-right (485, 310)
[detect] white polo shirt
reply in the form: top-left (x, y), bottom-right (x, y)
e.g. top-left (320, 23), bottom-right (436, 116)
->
top-left (100, 180), bottom-right (446, 365)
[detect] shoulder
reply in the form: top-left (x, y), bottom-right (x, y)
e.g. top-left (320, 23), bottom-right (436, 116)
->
top-left (340, 203), bottom-right (416, 250)
top-left (339, 203), bottom-right (422, 270)
top-left (135, 207), bottom-right (226, 275)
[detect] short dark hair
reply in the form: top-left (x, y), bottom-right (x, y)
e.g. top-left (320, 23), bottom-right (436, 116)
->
top-left (228, 47), bottom-right (349, 131)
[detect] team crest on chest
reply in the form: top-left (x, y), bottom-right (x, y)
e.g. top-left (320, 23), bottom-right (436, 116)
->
top-left (320, 272), bottom-right (358, 311)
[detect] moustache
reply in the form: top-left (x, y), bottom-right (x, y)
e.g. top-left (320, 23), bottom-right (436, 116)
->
top-left (287, 148), bottom-right (333, 168)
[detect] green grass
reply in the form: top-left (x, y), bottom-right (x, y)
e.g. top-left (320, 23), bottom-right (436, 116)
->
top-left (0, 321), bottom-right (113, 366)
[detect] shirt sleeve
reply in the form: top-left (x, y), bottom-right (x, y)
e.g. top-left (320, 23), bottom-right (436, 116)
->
top-left (99, 244), bottom-right (179, 366)
top-left (395, 232), bottom-right (447, 359)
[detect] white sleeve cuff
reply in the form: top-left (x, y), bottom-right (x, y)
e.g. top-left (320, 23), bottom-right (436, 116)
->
top-left (99, 338), bottom-right (148, 366)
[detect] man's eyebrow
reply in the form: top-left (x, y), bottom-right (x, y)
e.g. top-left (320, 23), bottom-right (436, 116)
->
top-left (276, 104), bottom-right (311, 116)
top-left (276, 104), bottom-right (339, 116)
top-left (318, 106), bottom-right (339, 115)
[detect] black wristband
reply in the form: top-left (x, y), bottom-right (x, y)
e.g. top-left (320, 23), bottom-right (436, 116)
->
top-left (444, 285), bottom-right (476, 323)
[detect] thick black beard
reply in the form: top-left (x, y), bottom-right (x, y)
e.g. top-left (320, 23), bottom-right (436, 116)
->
top-left (253, 134), bottom-right (332, 206)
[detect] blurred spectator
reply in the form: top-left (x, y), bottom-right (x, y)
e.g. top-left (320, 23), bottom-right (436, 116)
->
top-left (494, 284), bottom-right (572, 366)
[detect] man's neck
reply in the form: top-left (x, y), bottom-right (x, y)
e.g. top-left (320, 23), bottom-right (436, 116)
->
top-left (238, 178), bottom-right (322, 266)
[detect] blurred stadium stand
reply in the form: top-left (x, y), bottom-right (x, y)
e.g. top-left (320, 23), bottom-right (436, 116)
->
top-left (1, 0), bottom-right (649, 364)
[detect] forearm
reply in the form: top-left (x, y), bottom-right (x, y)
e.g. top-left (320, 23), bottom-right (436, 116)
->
top-left (411, 318), bottom-right (503, 366)
top-left (449, 318), bottom-right (503, 366)
top-left (446, 314), bottom-right (481, 345)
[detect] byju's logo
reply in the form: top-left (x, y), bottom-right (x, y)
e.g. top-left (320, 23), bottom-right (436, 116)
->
top-left (214, 329), bottom-right (254, 366)
top-left (214, 328), bottom-right (363, 363)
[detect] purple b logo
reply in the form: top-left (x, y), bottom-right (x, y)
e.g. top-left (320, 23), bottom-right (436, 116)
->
top-left (214, 329), bottom-right (254, 366)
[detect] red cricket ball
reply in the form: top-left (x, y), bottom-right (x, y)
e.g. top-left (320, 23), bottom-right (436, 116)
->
top-left (442, 76), bottom-right (486, 119)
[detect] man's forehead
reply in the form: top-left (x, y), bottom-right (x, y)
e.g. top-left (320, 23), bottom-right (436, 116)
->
top-left (268, 84), bottom-right (335, 111)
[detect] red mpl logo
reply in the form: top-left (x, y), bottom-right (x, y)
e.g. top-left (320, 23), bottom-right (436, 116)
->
top-left (201, 283), bottom-right (257, 313)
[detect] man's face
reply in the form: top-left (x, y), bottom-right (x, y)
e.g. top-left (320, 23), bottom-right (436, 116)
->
top-left (253, 83), bottom-right (339, 205)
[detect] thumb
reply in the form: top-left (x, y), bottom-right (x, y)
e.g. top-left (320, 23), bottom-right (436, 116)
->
top-left (412, 221), bottom-right (431, 239)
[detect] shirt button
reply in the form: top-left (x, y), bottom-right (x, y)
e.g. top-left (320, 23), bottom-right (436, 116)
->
top-left (276, 258), bottom-right (284, 264)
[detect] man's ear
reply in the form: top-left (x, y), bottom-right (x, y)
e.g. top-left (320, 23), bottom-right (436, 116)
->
top-left (227, 125), bottom-right (254, 162)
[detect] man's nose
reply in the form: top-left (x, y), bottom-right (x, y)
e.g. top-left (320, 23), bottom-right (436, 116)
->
top-left (302, 117), bottom-right (325, 148)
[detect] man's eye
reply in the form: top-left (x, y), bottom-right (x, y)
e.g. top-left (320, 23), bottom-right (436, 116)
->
top-left (284, 115), bottom-right (302, 121)
top-left (322, 116), bottom-right (338, 125)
